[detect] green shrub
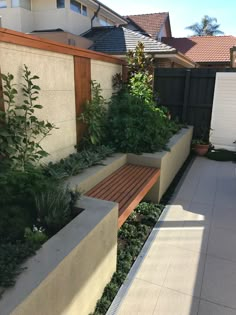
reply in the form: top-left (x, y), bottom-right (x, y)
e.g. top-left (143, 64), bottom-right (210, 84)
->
top-left (0, 205), bottom-right (32, 243)
top-left (35, 185), bottom-right (80, 236)
top-left (0, 241), bottom-right (40, 289)
top-left (79, 81), bottom-right (107, 146)
top-left (24, 227), bottom-right (48, 246)
top-left (129, 72), bottom-right (153, 104)
top-left (106, 90), bottom-right (176, 153)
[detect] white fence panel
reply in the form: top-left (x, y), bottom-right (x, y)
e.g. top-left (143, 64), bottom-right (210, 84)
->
top-left (210, 73), bottom-right (236, 151)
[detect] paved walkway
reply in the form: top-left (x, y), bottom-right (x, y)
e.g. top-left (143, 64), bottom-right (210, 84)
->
top-left (110, 157), bottom-right (236, 315)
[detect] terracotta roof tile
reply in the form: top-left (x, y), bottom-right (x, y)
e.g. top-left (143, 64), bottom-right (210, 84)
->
top-left (162, 36), bottom-right (236, 63)
top-left (126, 13), bottom-right (169, 38)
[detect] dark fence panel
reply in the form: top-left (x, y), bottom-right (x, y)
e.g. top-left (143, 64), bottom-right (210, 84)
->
top-left (154, 68), bottom-right (236, 138)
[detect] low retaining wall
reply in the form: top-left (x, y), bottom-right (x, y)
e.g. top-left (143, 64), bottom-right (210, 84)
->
top-left (128, 127), bottom-right (193, 202)
top-left (0, 197), bottom-right (118, 315)
top-left (67, 153), bottom-right (127, 194)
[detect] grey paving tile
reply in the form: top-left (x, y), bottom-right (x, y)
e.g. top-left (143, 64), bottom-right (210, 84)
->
top-left (201, 256), bottom-right (236, 309)
top-left (136, 241), bottom-right (179, 286)
top-left (191, 177), bottom-right (217, 205)
top-left (153, 287), bottom-right (199, 315)
top-left (184, 202), bottom-right (213, 225)
top-left (117, 278), bottom-right (161, 315)
top-left (163, 247), bottom-right (205, 297)
top-left (177, 225), bottom-right (210, 254)
top-left (208, 226), bottom-right (236, 262)
top-left (212, 205), bottom-right (236, 231)
top-left (198, 300), bottom-right (236, 315)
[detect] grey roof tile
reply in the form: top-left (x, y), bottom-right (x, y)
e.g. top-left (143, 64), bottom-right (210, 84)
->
top-left (82, 26), bottom-right (176, 54)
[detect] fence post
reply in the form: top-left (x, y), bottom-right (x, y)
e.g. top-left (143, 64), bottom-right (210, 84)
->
top-left (0, 67), bottom-right (4, 112)
top-left (182, 69), bottom-right (191, 122)
top-left (74, 56), bottom-right (91, 145)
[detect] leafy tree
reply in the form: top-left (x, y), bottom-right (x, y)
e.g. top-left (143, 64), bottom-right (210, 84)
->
top-left (186, 15), bottom-right (224, 36)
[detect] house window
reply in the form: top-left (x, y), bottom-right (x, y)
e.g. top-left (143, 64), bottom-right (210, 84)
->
top-left (70, 0), bottom-right (81, 13)
top-left (0, 1), bottom-right (7, 8)
top-left (57, 0), bottom-right (65, 8)
top-left (12, 0), bottom-right (31, 10)
top-left (82, 5), bottom-right (87, 16)
top-left (96, 16), bottom-right (112, 26)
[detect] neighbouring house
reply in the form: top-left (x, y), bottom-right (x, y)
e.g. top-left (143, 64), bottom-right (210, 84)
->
top-left (0, 0), bottom-right (127, 47)
top-left (82, 26), bottom-right (196, 68)
top-left (125, 12), bottom-right (172, 40)
top-left (230, 46), bottom-right (236, 67)
top-left (162, 36), bottom-right (236, 68)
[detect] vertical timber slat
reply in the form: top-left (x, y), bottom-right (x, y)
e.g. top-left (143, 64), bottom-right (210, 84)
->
top-left (74, 56), bottom-right (91, 144)
top-left (182, 69), bottom-right (191, 122)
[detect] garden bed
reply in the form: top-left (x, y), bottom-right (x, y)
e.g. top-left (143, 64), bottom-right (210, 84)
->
top-left (0, 197), bottom-right (118, 315)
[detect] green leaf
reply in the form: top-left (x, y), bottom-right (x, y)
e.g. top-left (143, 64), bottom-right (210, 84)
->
top-left (36, 150), bottom-right (49, 157)
top-left (33, 105), bottom-right (43, 109)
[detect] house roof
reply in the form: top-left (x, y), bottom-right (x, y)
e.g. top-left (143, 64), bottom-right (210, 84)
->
top-left (125, 13), bottom-right (169, 38)
top-left (162, 36), bottom-right (236, 63)
top-left (82, 26), bottom-right (176, 54)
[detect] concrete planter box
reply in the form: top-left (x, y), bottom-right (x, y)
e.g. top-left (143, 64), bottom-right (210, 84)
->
top-left (128, 127), bottom-right (193, 202)
top-left (0, 197), bottom-right (118, 315)
top-left (67, 153), bottom-right (128, 193)
top-left (68, 127), bottom-right (193, 203)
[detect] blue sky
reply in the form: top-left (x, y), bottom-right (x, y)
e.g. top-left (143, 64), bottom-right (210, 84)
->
top-left (102, 0), bottom-right (236, 37)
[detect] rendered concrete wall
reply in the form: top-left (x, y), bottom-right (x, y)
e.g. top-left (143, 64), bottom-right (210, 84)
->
top-left (0, 42), bottom-right (77, 162)
top-left (0, 0), bottom-right (118, 34)
top-left (128, 127), bottom-right (193, 202)
top-left (91, 59), bottom-right (122, 100)
top-left (0, 7), bottom-right (23, 31)
top-left (0, 197), bottom-right (118, 315)
top-left (31, 31), bottom-right (93, 49)
top-left (210, 73), bottom-right (236, 151)
top-left (67, 153), bottom-right (127, 193)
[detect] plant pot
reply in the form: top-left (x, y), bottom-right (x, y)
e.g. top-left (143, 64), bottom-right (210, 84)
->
top-left (193, 144), bottom-right (209, 156)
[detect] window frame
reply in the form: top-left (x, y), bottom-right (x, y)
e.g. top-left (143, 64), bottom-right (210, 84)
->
top-left (70, 0), bottom-right (81, 14)
top-left (0, 0), bottom-right (7, 9)
top-left (56, 0), bottom-right (65, 9)
top-left (11, 0), bottom-right (31, 10)
top-left (82, 4), bottom-right (87, 16)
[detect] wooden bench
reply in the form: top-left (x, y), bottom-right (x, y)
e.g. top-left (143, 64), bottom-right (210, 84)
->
top-left (85, 164), bottom-right (160, 228)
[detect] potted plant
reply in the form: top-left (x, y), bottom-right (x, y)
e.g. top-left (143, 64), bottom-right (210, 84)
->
top-left (192, 127), bottom-right (211, 156)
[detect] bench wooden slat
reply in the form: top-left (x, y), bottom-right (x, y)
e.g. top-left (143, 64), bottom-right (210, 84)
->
top-left (107, 167), bottom-right (154, 204)
top-left (86, 164), bottom-right (131, 196)
top-left (89, 164), bottom-right (140, 199)
top-left (118, 168), bottom-right (157, 209)
top-left (85, 164), bottom-right (160, 228)
top-left (98, 165), bottom-right (148, 200)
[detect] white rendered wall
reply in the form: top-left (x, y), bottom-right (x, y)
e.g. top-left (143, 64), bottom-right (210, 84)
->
top-left (0, 42), bottom-right (77, 162)
top-left (210, 73), bottom-right (236, 151)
